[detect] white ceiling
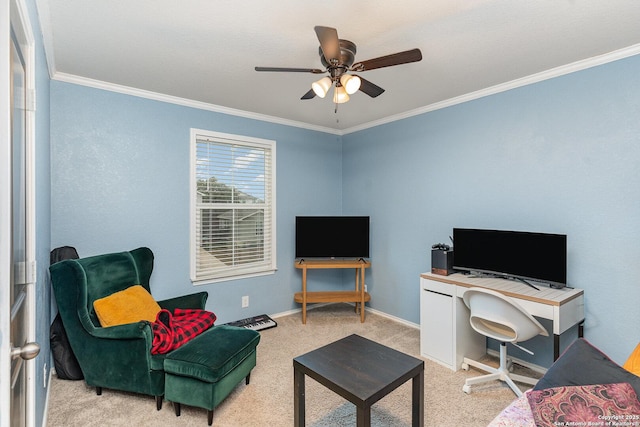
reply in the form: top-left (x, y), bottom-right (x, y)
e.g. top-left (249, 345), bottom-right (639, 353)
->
top-left (38, 0), bottom-right (640, 133)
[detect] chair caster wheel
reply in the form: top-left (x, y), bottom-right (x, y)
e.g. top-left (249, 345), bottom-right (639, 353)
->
top-left (461, 362), bottom-right (469, 371)
top-left (462, 384), bottom-right (471, 394)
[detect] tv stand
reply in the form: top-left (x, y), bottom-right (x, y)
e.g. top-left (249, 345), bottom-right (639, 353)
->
top-left (294, 259), bottom-right (371, 324)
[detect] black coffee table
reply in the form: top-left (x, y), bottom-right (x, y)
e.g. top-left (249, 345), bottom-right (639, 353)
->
top-left (293, 334), bottom-right (424, 427)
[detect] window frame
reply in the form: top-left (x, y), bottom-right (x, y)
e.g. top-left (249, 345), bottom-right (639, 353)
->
top-left (190, 128), bottom-right (276, 284)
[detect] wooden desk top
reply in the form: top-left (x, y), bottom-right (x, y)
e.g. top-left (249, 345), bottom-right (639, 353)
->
top-left (421, 272), bottom-right (583, 307)
top-left (295, 259), bottom-right (371, 269)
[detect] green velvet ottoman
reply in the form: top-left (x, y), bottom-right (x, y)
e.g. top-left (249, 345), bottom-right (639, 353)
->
top-left (163, 325), bottom-right (260, 425)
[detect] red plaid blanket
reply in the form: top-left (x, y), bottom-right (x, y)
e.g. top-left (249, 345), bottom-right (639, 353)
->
top-left (150, 308), bottom-right (217, 355)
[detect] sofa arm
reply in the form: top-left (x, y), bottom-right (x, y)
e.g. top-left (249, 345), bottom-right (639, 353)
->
top-left (73, 315), bottom-right (158, 392)
top-left (157, 291), bottom-right (208, 312)
top-left (89, 321), bottom-right (152, 341)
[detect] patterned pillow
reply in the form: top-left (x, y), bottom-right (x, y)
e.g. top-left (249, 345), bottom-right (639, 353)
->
top-left (488, 392), bottom-right (536, 427)
top-left (527, 382), bottom-right (640, 427)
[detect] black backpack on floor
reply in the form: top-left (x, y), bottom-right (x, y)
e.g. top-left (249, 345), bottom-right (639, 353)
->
top-left (50, 246), bottom-right (84, 380)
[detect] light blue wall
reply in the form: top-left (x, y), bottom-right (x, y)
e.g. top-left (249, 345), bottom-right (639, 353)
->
top-left (50, 82), bottom-right (343, 324)
top-left (343, 54), bottom-right (640, 365)
top-left (50, 49), bottom-right (640, 371)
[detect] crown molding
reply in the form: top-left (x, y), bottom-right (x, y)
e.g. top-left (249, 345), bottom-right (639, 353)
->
top-left (50, 43), bottom-right (640, 138)
top-left (51, 73), bottom-right (343, 136)
top-left (342, 43), bottom-right (640, 135)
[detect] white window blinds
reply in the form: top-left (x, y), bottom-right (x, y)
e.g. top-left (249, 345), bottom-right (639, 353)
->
top-left (191, 129), bottom-right (276, 282)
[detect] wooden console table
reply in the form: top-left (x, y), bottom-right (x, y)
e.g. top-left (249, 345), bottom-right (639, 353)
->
top-left (294, 259), bottom-right (371, 324)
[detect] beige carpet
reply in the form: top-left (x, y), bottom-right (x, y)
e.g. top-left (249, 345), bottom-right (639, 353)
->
top-left (46, 304), bottom-right (533, 426)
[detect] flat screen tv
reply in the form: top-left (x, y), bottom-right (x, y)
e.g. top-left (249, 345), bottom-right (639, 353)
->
top-left (295, 216), bottom-right (370, 259)
top-left (452, 228), bottom-right (567, 288)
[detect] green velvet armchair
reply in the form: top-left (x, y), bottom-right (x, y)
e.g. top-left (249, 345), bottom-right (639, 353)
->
top-left (49, 247), bottom-right (208, 410)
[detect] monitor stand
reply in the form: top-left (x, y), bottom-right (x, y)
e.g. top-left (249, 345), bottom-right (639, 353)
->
top-left (468, 271), bottom-right (540, 291)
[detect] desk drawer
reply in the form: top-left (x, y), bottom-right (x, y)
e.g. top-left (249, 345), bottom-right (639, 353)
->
top-left (420, 277), bottom-right (455, 296)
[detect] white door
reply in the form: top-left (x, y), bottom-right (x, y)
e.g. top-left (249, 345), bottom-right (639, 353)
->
top-left (2, 1), bottom-right (38, 426)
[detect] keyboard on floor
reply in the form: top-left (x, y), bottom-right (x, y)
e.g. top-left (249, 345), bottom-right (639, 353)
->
top-left (224, 314), bottom-right (277, 331)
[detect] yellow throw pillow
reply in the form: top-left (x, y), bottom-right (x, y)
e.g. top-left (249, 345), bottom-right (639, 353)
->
top-left (93, 285), bottom-right (161, 327)
top-left (623, 343), bottom-right (640, 377)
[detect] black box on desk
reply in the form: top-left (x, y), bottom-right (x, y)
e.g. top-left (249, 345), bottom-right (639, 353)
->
top-left (431, 250), bottom-right (454, 276)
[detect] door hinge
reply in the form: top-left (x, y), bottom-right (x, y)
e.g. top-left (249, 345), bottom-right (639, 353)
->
top-left (26, 89), bottom-right (36, 112)
top-left (26, 260), bottom-right (37, 284)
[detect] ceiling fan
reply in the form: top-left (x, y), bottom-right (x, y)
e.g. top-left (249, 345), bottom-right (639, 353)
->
top-left (255, 26), bottom-right (422, 108)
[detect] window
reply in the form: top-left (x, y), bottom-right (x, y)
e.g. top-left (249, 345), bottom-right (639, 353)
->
top-left (191, 129), bottom-right (276, 283)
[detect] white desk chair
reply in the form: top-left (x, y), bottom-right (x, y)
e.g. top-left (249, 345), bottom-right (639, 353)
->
top-left (461, 287), bottom-right (549, 397)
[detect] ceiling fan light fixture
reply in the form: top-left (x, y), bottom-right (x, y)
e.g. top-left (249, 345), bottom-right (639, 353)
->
top-left (333, 85), bottom-right (350, 104)
top-left (340, 74), bottom-right (361, 95)
top-left (311, 77), bottom-right (332, 98)
top-left (255, 27), bottom-right (423, 108)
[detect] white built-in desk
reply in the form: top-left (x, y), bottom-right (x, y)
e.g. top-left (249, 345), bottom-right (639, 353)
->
top-left (420, 272), bottom-right (584, 371)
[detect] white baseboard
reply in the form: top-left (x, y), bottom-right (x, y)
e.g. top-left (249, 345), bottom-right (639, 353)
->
top-left (269, 302), bottom-right (336, 319)
top-left (365, 306), bottom-right (420, 329)
top-left (42, 367), bottom-right (53, 426)
top-left (270, 303), bottom-right (420, 329)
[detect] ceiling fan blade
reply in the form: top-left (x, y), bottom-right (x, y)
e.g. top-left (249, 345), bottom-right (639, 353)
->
top-left (255, 66), bottom-right (324, 74)
top-left (351, 48), bottom-right (422, 72)
top-left (301, 89), bottom-right (316, 100)
top-left (358, 77), bottom-right (385, 98)
top-left (314, 26), bottom-right (340, 64)
top-left (300, 89), bottom-right (316, 99)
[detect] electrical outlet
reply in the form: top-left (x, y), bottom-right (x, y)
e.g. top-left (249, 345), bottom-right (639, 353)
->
top-left (364, 284), bottom-right (368, 292)
top-left (242, 295), bottom-right (249, 308)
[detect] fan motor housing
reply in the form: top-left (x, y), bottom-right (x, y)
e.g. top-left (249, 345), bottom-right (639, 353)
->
top-left (319, 39), bottom-right (357, 70)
